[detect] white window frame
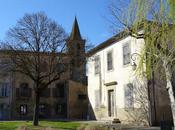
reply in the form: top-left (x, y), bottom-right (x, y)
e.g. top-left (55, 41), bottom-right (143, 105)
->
top-left (20, 104), bottom-right (27, 115)
top-left (107, 50), bottom-right (113, 71)
top-left (123, 43), bottom-right (131, 65)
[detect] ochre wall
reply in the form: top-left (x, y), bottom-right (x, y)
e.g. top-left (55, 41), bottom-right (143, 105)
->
top-left (68, 80), bottom-right (88, 119)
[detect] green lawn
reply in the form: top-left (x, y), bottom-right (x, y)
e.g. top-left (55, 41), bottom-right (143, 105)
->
top-left (0, 121), bottom-right (81, 130)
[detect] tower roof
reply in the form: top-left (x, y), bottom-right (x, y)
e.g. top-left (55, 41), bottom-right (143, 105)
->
top-left (69, 17), bottom-right (82, 40)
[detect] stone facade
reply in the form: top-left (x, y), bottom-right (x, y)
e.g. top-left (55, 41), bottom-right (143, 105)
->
top-left (0, 18), bottom-right (88, 120)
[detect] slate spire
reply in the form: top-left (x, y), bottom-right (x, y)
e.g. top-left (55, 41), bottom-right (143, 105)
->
top-left (69, 17), bottom-right (82, 40)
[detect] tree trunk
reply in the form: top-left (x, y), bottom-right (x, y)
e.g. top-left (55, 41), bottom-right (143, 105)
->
top-left (163, 58), bottom-right (175, 129)
top-left (33, 92), bottom-right (40, 126)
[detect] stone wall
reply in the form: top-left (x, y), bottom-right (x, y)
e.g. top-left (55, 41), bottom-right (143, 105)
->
top-left (68, 80), bottom-right (88, 119)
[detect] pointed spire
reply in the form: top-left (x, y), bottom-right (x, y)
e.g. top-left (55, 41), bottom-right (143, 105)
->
top-left (69, 17), bottom-right (82, 40)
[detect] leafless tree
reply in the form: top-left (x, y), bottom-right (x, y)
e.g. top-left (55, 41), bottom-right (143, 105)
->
top-left (1, 12), bottom-right (67, 126)
top-left (125, 77), bottom-right (149, 126)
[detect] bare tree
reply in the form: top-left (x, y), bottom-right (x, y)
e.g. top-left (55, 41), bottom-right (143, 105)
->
top-left (125, 77), bottom-right (149, 126)
top-left (1, 12), bottom-right (67, 126)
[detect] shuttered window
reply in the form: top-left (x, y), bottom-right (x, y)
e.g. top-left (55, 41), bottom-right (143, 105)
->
top-left (123, 44), bottom-right (131, 65)
top-left (107, 51), bottom-right (113, 71)
top-left (94, 55), bottom-right (100, 75)
top-left (95, 90), bottom-right (100, 108)
top-left (124, 83), bottom-right (134, 108)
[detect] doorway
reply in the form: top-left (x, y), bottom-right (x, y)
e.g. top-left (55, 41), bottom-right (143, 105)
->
top-left (108, 90), bottom-right (114, 117)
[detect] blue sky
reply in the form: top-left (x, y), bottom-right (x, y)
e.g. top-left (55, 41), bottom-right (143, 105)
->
top-left (0, 0), bottom-right (114, 46)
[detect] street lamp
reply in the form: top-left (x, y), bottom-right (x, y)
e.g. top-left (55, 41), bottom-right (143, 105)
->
top-left (131, 53), bottom-right (141, 70)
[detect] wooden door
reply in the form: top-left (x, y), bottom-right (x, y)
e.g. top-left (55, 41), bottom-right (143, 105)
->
top-left (108, 90), bottom-right (114, 117)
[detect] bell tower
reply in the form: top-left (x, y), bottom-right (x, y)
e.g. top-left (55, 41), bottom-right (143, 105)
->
top-left (67, 17), bottom-right (86, 83)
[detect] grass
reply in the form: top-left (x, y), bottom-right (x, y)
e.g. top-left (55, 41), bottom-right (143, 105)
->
top-left (0, 121), bottom-right (22, 130)
top-left (0, 121), bottom-right (81, 130)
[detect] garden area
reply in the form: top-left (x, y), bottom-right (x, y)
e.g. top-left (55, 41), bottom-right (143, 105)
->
top-left (0, 121), bottom-right (110, 130)
top-left (0, 121), bottom-right (160, 130)
top-left (0, 121), bottom-right (81, 130)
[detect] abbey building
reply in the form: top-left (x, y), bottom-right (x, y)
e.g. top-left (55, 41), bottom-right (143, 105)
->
top-left (0, 18), bottom-right (88, 120)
